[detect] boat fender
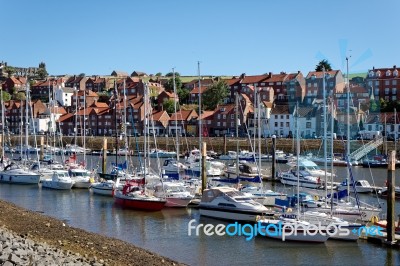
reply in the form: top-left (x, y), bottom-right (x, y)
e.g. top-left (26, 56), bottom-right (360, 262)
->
top-left (370, 215), bottom-right (379, 224)
top-left (255, 215), bottom-right (261, 222)
top-left (314, 195), bottom-right (319, 201)
top-left (317, 177), bottom-right (321, 184)
top-left (287, 208), bottom-right (292, 213)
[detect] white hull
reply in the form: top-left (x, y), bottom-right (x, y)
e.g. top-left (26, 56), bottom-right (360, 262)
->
top-left (0, 172), bottom-right (40, 184)
top-left (91, 182), bottom-right (114, 196)
top-left (280, 177), bottom-right (320, 189)
top-left (41, 180), bottom-right (74, 190)
top-left (317, 207), bottom-right (381, 222)
top-left (199, 208), bottom-right (260, 222)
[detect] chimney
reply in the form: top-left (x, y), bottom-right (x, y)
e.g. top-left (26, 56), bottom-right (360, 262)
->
top-left (394, 65), bottom-right (397, 69)
top-left (297, 71), bottom-right (300, 74)
top-left (269, 72), bottom-right (272, 78)
top-left (240, 73), bottom-right (246, 79)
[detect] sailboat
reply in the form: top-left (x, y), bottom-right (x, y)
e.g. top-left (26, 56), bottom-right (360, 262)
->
top-left (0, 82), bottom-right (40, 184)
top-left (258, 104), bottom-right (330, 243)
top-left (113, 82), bottom-right (166, 211)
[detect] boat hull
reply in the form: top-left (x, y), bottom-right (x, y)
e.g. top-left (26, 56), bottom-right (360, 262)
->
top-left (114, 194), bottom-right (166, 211)
top-left (0, 173), bottom-right (40, 184)
top-left (165, 197), bottom-right (193, 208)
top-left (199, 206), bottom-right (264, 222)
top-left (41, 180), bottom-right (74, 190)
top-left (91, 183), bottom-right (114, 196)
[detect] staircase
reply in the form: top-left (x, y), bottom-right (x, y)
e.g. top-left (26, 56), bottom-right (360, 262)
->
top-left (349, 136), bottom-right (384, 161)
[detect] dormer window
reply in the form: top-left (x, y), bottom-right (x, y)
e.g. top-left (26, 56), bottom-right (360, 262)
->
top-left (376, 70), bottom-right (381, 77)
top-left (394, 70), bottom-right (399, 77)
top-left (220, 107), bottom-right (225, 112)
top-left (386, 70), bottom-right (391, 77)
top-left (311, 74), bottom-right (316, 80)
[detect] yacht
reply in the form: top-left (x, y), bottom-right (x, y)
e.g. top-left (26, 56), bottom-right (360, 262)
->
top-left (41, 170), bottom-right (74, 190)
top-left (337, 179), bottom-right (374, 194)
top-left (152, 181), bottom-right (194, 207)
top-left (279, 169), bottom-right (322, 189)
top-left (0, 163), bottom-right (40, 184)
top-left (68, 168), bottom-right (92, 188)
top-left (224, 161), bottom-right (263, 183)
top-left (199, 187), bottom-right (272, 222)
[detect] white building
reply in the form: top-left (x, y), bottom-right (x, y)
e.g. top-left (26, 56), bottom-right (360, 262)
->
top-left (54, 86), bottom-right (75, 107)
top-left (269, 104), bottom-right (293, 138)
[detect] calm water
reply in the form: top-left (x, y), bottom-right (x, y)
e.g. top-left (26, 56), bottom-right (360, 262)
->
top-left (1, 156), bottom-right (400, 266)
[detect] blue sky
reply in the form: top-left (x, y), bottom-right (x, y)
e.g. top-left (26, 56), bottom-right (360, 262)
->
top-left (1, 0), bottom-right (399, 77)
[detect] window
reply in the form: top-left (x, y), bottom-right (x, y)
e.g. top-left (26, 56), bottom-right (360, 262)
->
top-left (392, 96), bottom-right (397, 101)
top-left (386, 70), bottom-right (391, 76)
top-left (275, 115), bottom-right (278, 119)
top-left (306, 122), bottom-right (311, 128)
top-left (223, 122), bottom-right (226, 126)
top-left (277, 82), bottom-right (281, 85)
top-left (385, 80), bottom-right (390, 86)
top-left (261, 83), bottom-right (265, 86)
top-left (369, 71), bottom-right (374, 77)
top-left (98, 122), bottom-right (102, 126)
top-left (375, 81), bottom-right (379, 86)
top-left (217, 122), bottom-right (220, 126)
top-left (308, 83), bottom-right (311, 88)
top-left (231, 114), bottom-right (234, 119)
top-left (269, 82), bottom-right (274, 85)
top-left (385, 88), bottom-right (390, 95)
top-left (286, 122), bottom-right (289, 127)
top-left (286, 115), bottom-right (289, 119)
top-left (223, 114), bottom-right (226, 119)
top-left (394, 70), bottom-right (399, 77)
top-left (274, 122), bottom-right (278, 127)
top-left (314, 83), bottom-right (317, 88)
top-left (280, 115), bottom-right (284, 119)
top-left (393, 80), bottom-right (397, 85)
top-left (376, 71), bottom-right (381, 77)
top-left (280, 122), bottom-right (284, 127)
top-left (374, 89), bottom-right (379, 95)
top-left (392, 88), bottom-right (397, 94)
top-left (217, 114), bottom-right (221, 119)
top-left (231, 122), bottom-right (234, 127)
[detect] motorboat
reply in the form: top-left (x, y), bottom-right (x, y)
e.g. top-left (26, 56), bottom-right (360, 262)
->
top-left (379, 186), bottom-right (400, 200)
top-left (152, 181), bottom-right (194, 207)
top-left (278, 169), bottom-right (322, 189)
top-left (41, 170), bottom-right (74, 190)
top-left (114, 179), bottom-right (166, 211)
top-left (224, 161), bottom-right (263, 183)
top-left (287, 158), bottom-right (335, 180)
top-left (240, 186), bottom-right (287, 207)
top-left (148, 149), bottom-right (176, 158)
top-left (68, 168), bottom-right (92, 188)
top-left (199, 187), bottom-right (272, 222)
top-left (161, 159), bottom-right (187, 180)
top-left (91, 180), bottom-right (118, 196)
top-left (337, 179), bottom-right (374, 194)
top-left (0, 162), bottom-right (40, 184)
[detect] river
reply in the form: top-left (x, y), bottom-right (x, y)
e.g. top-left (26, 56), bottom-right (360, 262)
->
top-left (0, 155), bottom-right (399, 265)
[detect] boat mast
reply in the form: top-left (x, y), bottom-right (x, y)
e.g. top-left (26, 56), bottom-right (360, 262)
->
top-left (83, 84), bottom-right (86, 166)
top-left (198, 62), bottom-right (202, 172)
top-left (0, 86), bottom-right (4, 160)
top-left (295, 102), bottom-right (300, 218)
top-left (123, 79), bottom-right (128, 170)
top-left (173, 68), bottom-right (179, 162)
top-left (346, 56), bottom-right (350, 198)
top-left (235, 92), bottom-right (239, 181)
top-left (257, 86), bottom-right (262, 181)
top-left (114, 80), bottom-right (118, 170)
top-left (395, 108), bottom-right (397, 156)
top-left (74, 86), bottom-right (78, 148)
top-left (25, 82), bottom-right (29, 162)
top-left (323, 68), bottom-right (327, 206)
top-left (330, 99), bottom-right (334, 216)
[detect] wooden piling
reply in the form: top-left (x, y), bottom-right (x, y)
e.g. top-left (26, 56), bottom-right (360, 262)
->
top-left (40, 136), bottom-right (44, 161)
top-left (387, 150), bottom-right (396, 243)
top-left (102, 138), bottom-right (107, 174)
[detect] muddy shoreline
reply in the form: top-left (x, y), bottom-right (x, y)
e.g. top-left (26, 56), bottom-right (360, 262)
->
top-left (0, 199), bottom-right (183, 266)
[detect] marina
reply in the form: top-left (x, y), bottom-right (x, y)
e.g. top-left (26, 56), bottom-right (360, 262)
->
top-left (0, 155), bottom-right (400, 265)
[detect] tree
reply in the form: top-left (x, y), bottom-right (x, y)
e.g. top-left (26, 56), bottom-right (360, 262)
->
top-left (315, 59), bottom-right (332, 71)
top-left (79, 73), bottom-right (86, 77)
top-left (165, 72), bottom-right (180, 77)
top-left (4, 66), bottom-right (15, 77)
top-left (162, 99), bottom-right (178, 114)
top-left (0, 90), bottom-right (11, 101)
top-left (155, 72), bottom-right (162, 77)
top-left (13, 92), bottom-right (26, 101)
top-left (37, 61), bottom-right (48, 79)
top-left (202, 80), bottom-right (229, 110)
top-left (177, 87), bottom-right (189, 104)
top-left (164, 75), bottom-right (183, 92)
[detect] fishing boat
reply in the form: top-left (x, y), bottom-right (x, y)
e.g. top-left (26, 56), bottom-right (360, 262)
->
top-left (199, 186), bottom-right (271, 222)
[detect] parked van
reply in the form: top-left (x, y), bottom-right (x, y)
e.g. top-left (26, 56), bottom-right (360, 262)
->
top-left (357, 130), bottom-right (381, 140)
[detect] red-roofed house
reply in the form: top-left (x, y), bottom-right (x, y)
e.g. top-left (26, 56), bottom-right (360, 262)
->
top-left (2, 76), bottom-right (27, 93)
top-left (366, 65), bottom-right (400, 102)
top-left (189, 85), bottom-right (209, 103)
top-left (304, 70), bottom-right (344, 105)
top-left (168, 110), bottom-right (198, 136)
top-left (157, 90), bottom-right (178, 110)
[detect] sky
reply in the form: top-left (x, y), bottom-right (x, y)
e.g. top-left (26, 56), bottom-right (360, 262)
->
top-left (1, 0), bottom-right (399, 77)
